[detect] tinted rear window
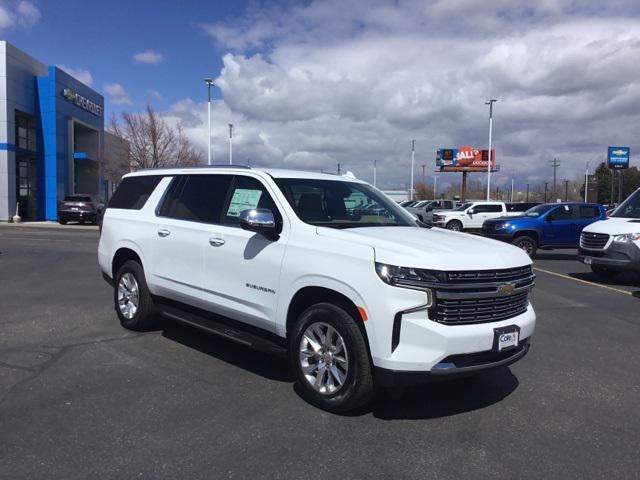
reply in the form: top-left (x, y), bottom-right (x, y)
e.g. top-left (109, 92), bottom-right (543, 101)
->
top-left (159, 174), bottom-right (233, 223)
top-left (108, 175), bottom-right (163, 210)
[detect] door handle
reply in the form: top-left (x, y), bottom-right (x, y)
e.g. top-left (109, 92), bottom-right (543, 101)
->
top-left (157, 229), bottom-right (171, 237)
top-left (209, 237), bottom-right (225, 247)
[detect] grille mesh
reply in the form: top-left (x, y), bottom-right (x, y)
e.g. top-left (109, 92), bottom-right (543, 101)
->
top-left (580, 232), bottom-right (609, 250)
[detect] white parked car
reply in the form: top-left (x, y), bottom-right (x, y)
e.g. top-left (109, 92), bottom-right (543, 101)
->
top-left (579, 188), bottom-right (640, 279)
top-left (98, 167), bottom-right (536, 412)
top-left (432, 201), bottom-right (525, 231)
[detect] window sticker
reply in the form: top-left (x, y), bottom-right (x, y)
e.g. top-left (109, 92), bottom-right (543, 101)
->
top-left (226, 188), bottom-right (263, 217)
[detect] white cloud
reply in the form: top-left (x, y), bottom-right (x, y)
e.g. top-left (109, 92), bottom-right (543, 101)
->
top-left (179, 0), bottom-right (640, 189)
top-left (57, 65), bottom-right (93, 86)
top-left (146, 89), bottom-right (162, 100)
top-left (133, 49), bottom-right (163, 64)
top-left (0, 1), bottom-right (40, 29)
top-left (104, 83), bottom-right (132, 105)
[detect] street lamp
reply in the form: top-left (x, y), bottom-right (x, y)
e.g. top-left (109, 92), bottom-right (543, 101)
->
top-left (228, 123), bottom-right (234, 165)
top-left (373, 160), bottom-right (377, 188)
top-left (410, 140), bottom-right (416, 201)
top-left (204, 78), bottom-right (215, 166)
top-left (433, 175), bottom-right (438, 199)
top-left (584, 161), bottom-right (590, 202)
top-left (485, 99), bottom-right (497, 200)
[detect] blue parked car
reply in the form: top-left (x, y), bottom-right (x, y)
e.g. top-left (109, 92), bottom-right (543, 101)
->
top-left (482, 202), bottom-right (607, 257)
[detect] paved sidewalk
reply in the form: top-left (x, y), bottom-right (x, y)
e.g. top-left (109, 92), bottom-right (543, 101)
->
top-left (0, 221), bottom-right (98, 231)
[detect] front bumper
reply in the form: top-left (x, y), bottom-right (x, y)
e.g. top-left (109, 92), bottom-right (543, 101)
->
top-left (579, 242), bottom-right (640, 271)
top-left (482, 230), bottom-right (513, 242)
top-left (375, 339), bottom-right (530, 387)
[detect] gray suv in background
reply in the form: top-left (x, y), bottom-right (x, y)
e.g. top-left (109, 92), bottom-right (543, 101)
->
top-left (405, 199), bottom-right (456, 223)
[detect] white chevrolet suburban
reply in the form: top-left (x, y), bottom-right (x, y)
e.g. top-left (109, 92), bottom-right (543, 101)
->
top-left (99, 167), bottom-right (536, 412)
top-left (432, 201), bottom-right (534, 231)
top-left (579, 188), bottom-right (640, 279)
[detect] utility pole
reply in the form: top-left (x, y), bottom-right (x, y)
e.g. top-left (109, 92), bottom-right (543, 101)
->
top-left (337, 163), bottom-right (341, 175)
top-left (544, 182), bottom-right (549, 203)
top-left (228, 123), bottom-right (234, 165)
top-left (204, 78), bottom-right (215, 165)
top-left (564, 180), bottom-right (569, 201)
top-left (373, 160), bottom-right (377, 188)
top-left (421, 164), bottom-right (426, 185)
top-left (584, 161), bottom-right (590, 202)
top-left (410, 140), bottom-right (416, 201)
top-left (550, 157), bottom-right (560, 198)
top-left (485, 99), bottom-right (497, 200)
top-left (526, 183), bottom-right (530, 202)
top-left (510, 175), bottom-right (515, 202)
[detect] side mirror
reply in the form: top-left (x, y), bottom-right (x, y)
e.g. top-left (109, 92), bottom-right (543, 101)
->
top-left (545, 215), bottom-right (553, 222)
top-left (239, 208), bottom-right (278, 238)
top-left (467, 209), bottom-right (474, 216)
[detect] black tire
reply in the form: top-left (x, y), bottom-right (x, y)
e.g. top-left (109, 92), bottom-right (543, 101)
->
top-left (58, 218), bottom-right (67, 225)
top-left (114, 260), bottom-right (157, 331)
top-left (446, 220), bottom-right (463, 232)
top-left (590, 265), bottom-right (620, 280)
top-left (289, 303), bottom-right (374, 413)
top-left (512, 235), bottom-right (538, 257)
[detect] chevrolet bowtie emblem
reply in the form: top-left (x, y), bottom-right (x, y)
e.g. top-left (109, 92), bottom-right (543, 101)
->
top-left (499, 283), bottom-right (515, 295)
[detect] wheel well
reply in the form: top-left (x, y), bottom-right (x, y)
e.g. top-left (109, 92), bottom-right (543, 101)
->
top-left (112, 248), bottom-right (142, 277)
top-left (286, 287), bottom-right (365, 335)
top-left (513, 230), bottom-right (539, 245)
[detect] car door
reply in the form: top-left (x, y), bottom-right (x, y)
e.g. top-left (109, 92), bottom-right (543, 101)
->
top-left (201, 174), bottom-right (289, 332)
top-left (541, 205), bottom-right (576, 246)
top-left (151, 174), bottom-right (232, 308)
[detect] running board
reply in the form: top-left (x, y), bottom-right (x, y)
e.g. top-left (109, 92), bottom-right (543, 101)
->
top-left (158, 304), bottom-right (288, 357)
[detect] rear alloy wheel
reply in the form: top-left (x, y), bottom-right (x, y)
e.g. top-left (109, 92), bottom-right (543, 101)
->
top-left (446, 220), bottom-right (463, 232)
top-left (591, 265), bottom-right (620, 280)
top-left (290, 303), bottom-right (373, 413)
top-left (114, 260), bottom-right (157, 330)
top-left (513, 236), bottom-right (537, 257)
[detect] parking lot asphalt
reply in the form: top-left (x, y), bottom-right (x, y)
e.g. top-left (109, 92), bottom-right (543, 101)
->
top-left (1, 225), bottom-right (639, 480)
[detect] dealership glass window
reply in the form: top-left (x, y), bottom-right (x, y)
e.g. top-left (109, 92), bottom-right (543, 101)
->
top-left (15, 111), bottom-right (37, 152)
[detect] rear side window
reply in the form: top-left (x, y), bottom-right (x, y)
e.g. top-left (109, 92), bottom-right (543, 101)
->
top-left (159, 174), bottom-right (232, 224)
top-left (475, 204), bottom-right (503, 213)
top-left (579, 206), bottom-right (600, 219)
top-left (108, 175), bottom-right (163, 210)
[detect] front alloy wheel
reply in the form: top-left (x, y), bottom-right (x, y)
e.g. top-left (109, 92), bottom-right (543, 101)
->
top-left (299, 322), bottom-right (349, 395)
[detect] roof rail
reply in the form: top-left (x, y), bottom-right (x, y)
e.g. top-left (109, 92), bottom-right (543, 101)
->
top-left (135, 164), bottom-right (251, 173)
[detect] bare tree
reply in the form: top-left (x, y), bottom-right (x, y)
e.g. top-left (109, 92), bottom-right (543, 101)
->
top-left (107, 104), bottom-right (202, 171)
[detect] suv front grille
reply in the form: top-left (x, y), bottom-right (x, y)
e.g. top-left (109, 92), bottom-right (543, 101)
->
top-left (580, 232), bottom-right (609, 249)
top-left (422, 266), bottom-right (534, 325)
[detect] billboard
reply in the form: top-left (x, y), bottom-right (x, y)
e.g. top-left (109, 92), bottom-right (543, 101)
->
top-left (436, 146), bottom-right (497, 172)
top-left (607, 147), bottom-right (630, 169)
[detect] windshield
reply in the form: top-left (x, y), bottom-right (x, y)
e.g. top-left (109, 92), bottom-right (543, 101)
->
top-left (611, 189), bottom-right (640, 218)
top-left (523, 204), bottom-right (556, 217)
top-left (274, 178), bottom-right (417, 228)
top-left (64, 195), bottom-right (92, 202)
top-left (454, 202), bottom-right (473, 211)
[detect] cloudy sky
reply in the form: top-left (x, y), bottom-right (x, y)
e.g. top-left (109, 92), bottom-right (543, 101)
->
top-left (3, 0), bottom-right (640, 190)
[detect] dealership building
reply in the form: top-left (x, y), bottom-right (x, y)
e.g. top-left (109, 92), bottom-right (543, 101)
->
top-left (0, 41), bottom-right (105, 221)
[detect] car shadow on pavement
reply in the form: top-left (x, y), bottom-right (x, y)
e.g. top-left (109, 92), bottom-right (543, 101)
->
top-left (160, 321), bottom-right (293, 383)
top-left (568, 271), bottom-right (640, 288)
top-left (365, 368), bottom-right (520, 420)
top-left (534, 252), bottom-right (578, 261)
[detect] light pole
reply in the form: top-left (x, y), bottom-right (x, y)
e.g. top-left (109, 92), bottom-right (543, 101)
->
top-left (410, 140), bottom-right (416, 201)
top-left (433, 175), bottom-right (438, 199)
top-left (204, 78), bottom-right (215, 165)
top-left (485, 99), bottom-right (497, 200)
top-left (373, 160), bottom-right (377, 188)
top-left (228, 123), bottom-right (234, 165)
top-left (510, 175), bottom-right (514, 202)
top-left (584, 161), bottom-right (590, 202)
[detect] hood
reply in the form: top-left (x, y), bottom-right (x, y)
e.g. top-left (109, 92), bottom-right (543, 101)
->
top-left (583, 217), bottom-right (640, 235)
top-left (317, 226), bottom-right (531, 271)
top-left (432, 209), bottom-right (465, 217)
top-left (484, 215), bottom-right (531, 224)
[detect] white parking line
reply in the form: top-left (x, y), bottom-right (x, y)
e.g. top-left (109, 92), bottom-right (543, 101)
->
top-left (533, 267), bottom-right (634, 296)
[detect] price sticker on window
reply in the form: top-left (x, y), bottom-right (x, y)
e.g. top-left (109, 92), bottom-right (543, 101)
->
top-left (226, 189), bottom-right (263, 217)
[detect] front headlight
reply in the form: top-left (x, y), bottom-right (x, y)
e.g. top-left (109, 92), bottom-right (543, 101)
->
top-left (612, 233), bottom-right (640, 243)
top-left (375, 263), bottom-right (445, 286)
top-left (494, 223), bottom-right (510, 231)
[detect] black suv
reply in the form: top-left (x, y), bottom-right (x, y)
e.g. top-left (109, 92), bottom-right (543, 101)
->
top-left (58, 195), bottom-right (104, 225)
